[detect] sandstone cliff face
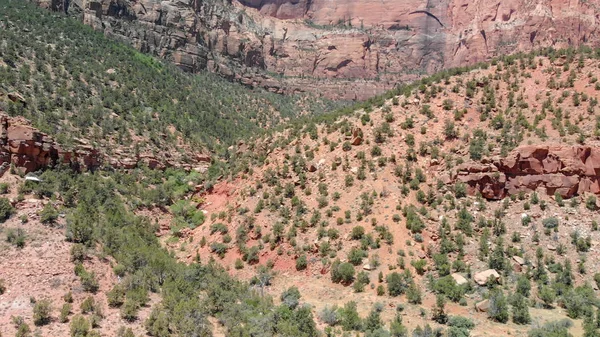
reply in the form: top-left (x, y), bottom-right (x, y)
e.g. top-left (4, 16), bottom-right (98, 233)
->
top-left (37, 0), bottom-right (599, 99)
top-left (455, 145), bottom-right (600, 200)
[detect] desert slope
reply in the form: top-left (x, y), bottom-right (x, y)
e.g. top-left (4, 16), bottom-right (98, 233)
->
top-left (166, 48), bottom-right (600, 336)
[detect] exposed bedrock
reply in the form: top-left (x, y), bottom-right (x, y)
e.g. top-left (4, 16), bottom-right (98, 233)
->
top-left (454, 145), bottom-right (600, 200)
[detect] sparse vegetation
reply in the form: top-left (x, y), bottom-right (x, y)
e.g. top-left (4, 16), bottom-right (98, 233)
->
top-left (2, 4), bottom-right (600, 335)
top-left (6, 227), bottom-right (25, 248)
top-left (0, 197), bottom-right (15, 223)
top-left (33, 299), bottom-right (52, 326)
top-left (0, 0), bottom-right (344, 151)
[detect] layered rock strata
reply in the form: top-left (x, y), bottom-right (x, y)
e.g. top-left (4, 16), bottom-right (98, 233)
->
top-left (36, 0), bottom-right (600, 100)
top-left (0, 113), bottom-right (206, 175)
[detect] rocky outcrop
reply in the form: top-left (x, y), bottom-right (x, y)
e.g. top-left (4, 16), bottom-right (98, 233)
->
top-left (455, 145), bottom-right (600, 200)
top-left (475, 299), bottom-right (490, 312)
top-left (474, 269), bottom-right (500, 286)
top-left (0, 114), bottom-right (99, 175)
top-left (34, 0), bottom-right (599, 100)
top-left (451, 273), bottom-right (468, 286)
top-left (0, 113), bottom-right (204, 175)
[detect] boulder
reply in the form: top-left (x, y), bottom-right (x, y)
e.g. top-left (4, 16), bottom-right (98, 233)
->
top-left (363, 264), bottom-right (374, 271)
top-left (307, 163), bottom-right (317, 172)
top-left (474, 269), bottom-right (500, 286)
top-left (456, 171), bottom-right (506, 200)
top-left (475, 299), bottom-right (490, 312)
top-left (451, 273), bottom-right (468, 286)
top-left (513, 263), bottom-right (523, 273)
top-left (7, 92), bottom-right (26, 105)
top-left (512, 256), bottom-right (525, 266)
top-left (452, 145), bottom-right (600, 199)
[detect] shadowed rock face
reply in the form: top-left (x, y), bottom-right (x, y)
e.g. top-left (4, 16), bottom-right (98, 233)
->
top-left (36, 0), bottom-right (599, 99)
top-left (454, 145), bottom-right (600, 200)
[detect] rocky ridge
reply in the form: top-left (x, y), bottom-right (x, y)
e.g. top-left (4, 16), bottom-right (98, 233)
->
top-left (37, 0), bottom-right (600, 99)
top-left (455, 145), bottom-right (600, 199)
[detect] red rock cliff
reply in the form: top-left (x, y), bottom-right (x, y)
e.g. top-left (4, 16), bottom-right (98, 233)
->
top-left (38, 0), bottom-right (599, 99)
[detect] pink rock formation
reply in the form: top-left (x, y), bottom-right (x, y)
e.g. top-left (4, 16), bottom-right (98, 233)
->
top-left (455, 145), bottom-right (600, 199)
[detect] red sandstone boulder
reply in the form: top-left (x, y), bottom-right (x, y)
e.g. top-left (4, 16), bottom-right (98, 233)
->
top-left (350, 127), bottom-right (363, 146)
top-left (579, 178), bottom-right (600, 195)
top-left (476, 299), bottom-right (490, 312)
top-left (457, 172), bottom-right (506, 200)
top-left (584, 148), bottom-right (600, 176)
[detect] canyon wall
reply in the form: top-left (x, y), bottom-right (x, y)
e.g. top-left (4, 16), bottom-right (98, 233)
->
top-left (38, 0), bottom-right (600, 99)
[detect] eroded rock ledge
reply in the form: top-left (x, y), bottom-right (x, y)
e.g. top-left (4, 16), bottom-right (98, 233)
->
top-left (0, 113), bottom-right (209, 175)
top-left (454, 145), bottom-right (600, 200)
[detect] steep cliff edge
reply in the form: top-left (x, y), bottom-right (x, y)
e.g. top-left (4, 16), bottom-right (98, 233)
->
top-left (36, 0), bottom-right (599, 99)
